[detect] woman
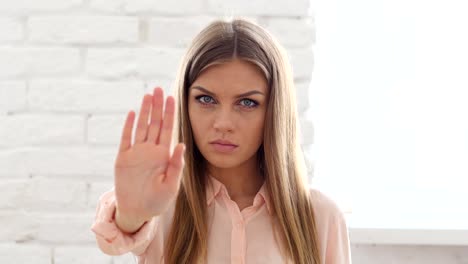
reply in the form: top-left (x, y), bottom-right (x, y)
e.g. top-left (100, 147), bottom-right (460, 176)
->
top-left (91, 18), bottom-right (352, 264)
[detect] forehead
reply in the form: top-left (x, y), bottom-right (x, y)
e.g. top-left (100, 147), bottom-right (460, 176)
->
top-left (190, 59), bottom-right (268, 95)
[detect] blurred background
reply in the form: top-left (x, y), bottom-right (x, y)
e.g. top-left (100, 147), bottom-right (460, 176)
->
top-left (0, 0), bottom-right (467, 263)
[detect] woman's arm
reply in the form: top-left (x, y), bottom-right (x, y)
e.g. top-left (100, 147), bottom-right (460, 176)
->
top-left (90, 189), bottom-right (160, 257)
top-left (325, 209), bottom-right (352, 264)
top-left (309, 188), bottom-right (353, 264)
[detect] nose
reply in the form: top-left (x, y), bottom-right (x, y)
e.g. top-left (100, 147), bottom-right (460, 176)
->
top-left (213, 109), bottom-right (235, 133)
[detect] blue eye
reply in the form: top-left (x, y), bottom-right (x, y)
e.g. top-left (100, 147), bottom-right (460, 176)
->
top-left (239, 99), bottom-right (258, 108)
top-left (195, 95), bottom-right (258, 108)
top-left (196, 95), bottom-right (215, 105)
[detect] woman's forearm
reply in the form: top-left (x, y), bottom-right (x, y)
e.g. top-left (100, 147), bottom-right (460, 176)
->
top-left (115, 208), bottom-right (151, 234)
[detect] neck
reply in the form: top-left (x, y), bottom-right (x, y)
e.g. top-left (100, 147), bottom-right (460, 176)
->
top-left (207, 156), bottom-right (264, 200)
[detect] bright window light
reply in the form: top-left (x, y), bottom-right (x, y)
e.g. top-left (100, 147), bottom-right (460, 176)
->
top-left (308, 0), bottom-right (468, 230)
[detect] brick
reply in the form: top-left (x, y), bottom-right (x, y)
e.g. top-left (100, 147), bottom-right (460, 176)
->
top-left (88, 181), bottom-right (113, 210)
top-left (0, 180), bottom-right (28, 210)
top-left (299, 116), bottom-right (314, 145)
top-left (31, 173), bottom-right (111, 182)
top-left (0, 147), bottom-right (115, 175)
top-left (0, 0), bottom-right (81, 14)
top-left (30, 147), bottom-right (116, 175)
top-left (0, 178), bottom-right (87, 212)
top-left (0, 210), bottom-right (96, 244)
top-left (0, 148), bottom-right (30, 175)
top-left (0, 173), bottom-right (29, 179)
top-left (86, 48), bottom-right (184, 79)
top-left (0, 243), bottom-right (50, 263)
top-left (0, 114), bottom-right (84, 147)
top-left (37, 212), bottom-right (97, 243)
top-left (0, 210), bottom-right (39, 242)
top-left (89, 0), bottom-right (203, 15)
top-left (0, 17), bottom-right (23, 42)
top-left (148, 17), bottom-right (215, 48)
top-left (206, 0), bottom-right (310, 16)
top-left (295, 81), bottom-right (311, 114)
top-left (0, 81), bottom-right (27, 114)
top-left (54, 246), bottom-right (112, 263)
top-left (29, 16), bottom-right (138, 44)
top-left (88, 114), bottom-right (127, 145)
top-left (144, 78), bottom-right (174, 95)
top-left (289, 48), bottom-right (314, 79)
top-left (0, 48), bottom-right (80, 78)
top-left (28, 79), bottom-right (145, 112)
top-left (113, 253), bottom-right (138, 264)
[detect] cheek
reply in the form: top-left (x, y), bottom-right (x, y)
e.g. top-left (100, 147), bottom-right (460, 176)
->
top-left (188, 107), bottom-right (206, 139)
top-left (244, 113), bottom-right (265, 142)
top-left (188, 106), bottom-right (197, 134)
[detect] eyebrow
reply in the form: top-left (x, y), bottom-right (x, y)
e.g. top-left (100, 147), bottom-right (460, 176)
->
top-left (190, 86), bottom-right (265, 98)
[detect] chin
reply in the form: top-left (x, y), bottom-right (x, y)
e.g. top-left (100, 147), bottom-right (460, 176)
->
top-left (205, 157), bottom-right (239, 169)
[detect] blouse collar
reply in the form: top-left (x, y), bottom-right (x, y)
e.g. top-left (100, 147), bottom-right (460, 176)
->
top-left (205, 174), bottom-right (272, 215)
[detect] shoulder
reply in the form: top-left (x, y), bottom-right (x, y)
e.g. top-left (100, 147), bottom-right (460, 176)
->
top-left (309, 188), bottom-right (351, 264)
top-left (307, 187), bottom-right (346, 223)
top-left (308, 187), bottom-right (353, 263)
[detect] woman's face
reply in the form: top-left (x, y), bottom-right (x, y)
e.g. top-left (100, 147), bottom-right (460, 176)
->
top-left (188, 59), bottom-right (269, 169)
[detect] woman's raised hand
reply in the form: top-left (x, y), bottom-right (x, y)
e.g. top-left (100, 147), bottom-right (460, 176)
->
top-left (113, 87), bottom-right (186, 228)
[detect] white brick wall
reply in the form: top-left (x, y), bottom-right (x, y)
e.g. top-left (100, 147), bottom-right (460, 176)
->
top-left (0, 17), bottom-right (23, 42)
top-left (29, 16), bottom-right (139, 44)
top-left (0, 1), bottom-right (315, 262)
top-left (4, 1), bottom-right (463, 263)
top-left (0, 48), bottom-right (80, 77)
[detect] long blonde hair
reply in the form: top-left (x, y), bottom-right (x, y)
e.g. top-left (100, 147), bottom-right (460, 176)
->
top-left (166, 17), bottom-right (322, 264)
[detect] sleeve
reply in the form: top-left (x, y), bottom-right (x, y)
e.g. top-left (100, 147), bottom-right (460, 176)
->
top-left (90, 188), bottom-right (160, 257)
top-left (325, 209), bottom-right (352, 264)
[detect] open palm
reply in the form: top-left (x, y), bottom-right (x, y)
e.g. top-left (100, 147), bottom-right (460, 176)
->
top-left (114, 87), bottom-right (186, 222)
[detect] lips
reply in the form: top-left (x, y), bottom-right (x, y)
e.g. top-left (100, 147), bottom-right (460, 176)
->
top-left (210, 141), bottom-right (238, 153)
top-left (209, 139), bottom-right (238, 146)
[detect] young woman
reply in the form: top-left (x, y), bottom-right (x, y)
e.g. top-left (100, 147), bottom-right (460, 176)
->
top-left (91, 18), bottom-right (352, 264)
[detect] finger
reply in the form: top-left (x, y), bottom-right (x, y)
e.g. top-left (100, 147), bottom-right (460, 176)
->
top-left (147, 87), bottom-right (164, 144)
top-left (118, 110), bottom-right (135, 152)
top-left (164, 143), bottom-right (186, 189)
top-left (157, 96), bottom-right (175, 147)
top-left (134, 94), bottom-right (152, 144)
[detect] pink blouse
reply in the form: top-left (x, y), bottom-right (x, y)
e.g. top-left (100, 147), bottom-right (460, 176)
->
top-left (91, 175), bottom-right (352, 263)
